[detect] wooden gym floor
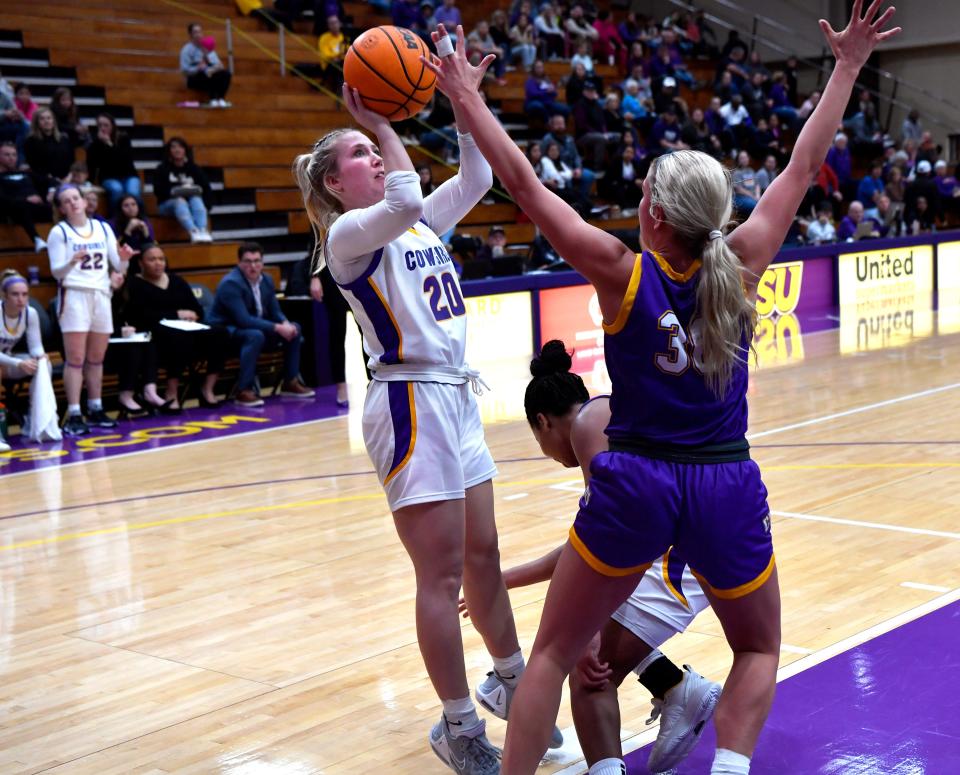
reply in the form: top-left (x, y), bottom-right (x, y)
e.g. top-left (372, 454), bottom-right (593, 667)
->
top-left (2, 311), bottom-right (959, 773)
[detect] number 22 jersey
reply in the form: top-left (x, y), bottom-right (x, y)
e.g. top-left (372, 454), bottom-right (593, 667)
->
top-left (47, 218), bottom-right (121, 295)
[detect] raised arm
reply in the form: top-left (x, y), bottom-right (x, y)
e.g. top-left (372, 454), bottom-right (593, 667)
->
top-left (423, 25), bottom-right (635, 317)
top-left (728, 0), bottom-right (900, 282)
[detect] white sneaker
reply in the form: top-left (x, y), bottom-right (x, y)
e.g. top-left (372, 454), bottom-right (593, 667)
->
top-left (646, 665), bottom-right (722, 773)
top-left (220, 99), bottom-right (232, 108)
top-left (34, 236), bottom-right (47, 253)
top-left (0, 437), bottom-right (9, 452)
top-left (189, 229), bottom-right (203, 243)
top-left (429, 717), bottom-right (501, 774)
top-left (198, 230), bottom-right (214, 243)
top-left (476, 670), bottom-right (564, 749)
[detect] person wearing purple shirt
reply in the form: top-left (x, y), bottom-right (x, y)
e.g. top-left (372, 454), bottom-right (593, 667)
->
top-left (434, 0), bottom-right (461, 28)
top-left (837, 200), bottom-right (882, 240)
top-left (392, 0), bottom-right (424, 34)
top-left (934, 160), bottom-right (958, 197)
top-left (825, 133), bottom-right (852, 189)
top-left (524, 59), bottom-right (569, 120)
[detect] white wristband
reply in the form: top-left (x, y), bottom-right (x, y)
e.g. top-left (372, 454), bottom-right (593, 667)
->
top-left (436, 35), bottom-right (455, 58)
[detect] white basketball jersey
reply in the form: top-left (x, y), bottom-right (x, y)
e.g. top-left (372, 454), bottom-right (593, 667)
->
top-left (334, 220), bottom-right (467, 374)
top-left (51, 218), bottom-right (117, 294)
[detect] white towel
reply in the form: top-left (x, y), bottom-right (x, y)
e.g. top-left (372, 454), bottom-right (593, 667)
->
top-left (25, 357), bottom-right (62, 442)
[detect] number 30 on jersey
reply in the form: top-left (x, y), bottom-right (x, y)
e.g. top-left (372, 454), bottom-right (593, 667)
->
top-left (655, 311), bottom-right (704, 375)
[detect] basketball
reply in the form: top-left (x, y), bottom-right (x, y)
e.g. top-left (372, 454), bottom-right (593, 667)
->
top-left (343, 26), bottom-right (436, 122)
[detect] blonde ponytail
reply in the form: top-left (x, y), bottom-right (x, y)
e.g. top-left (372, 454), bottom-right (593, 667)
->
top-left (648, 150), bottom-right (756, 397)
top-left (292, 128), bottom-right (352, 273)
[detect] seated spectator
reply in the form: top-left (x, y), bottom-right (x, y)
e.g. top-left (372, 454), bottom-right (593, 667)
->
top-left (0, 141), bottom-right (49, 252)
top-left (766, 72), bottom-right (797, 127)
top-left (572, 78), bottom-right (618, 171)
top-left (601, 143), bottom-right (643, 208)
top-left (0, 270), bottom-right (59, 443)
top-left (826, 133), bottom-right (854, 196)
top-left (647, 107), bottom-right (687, 156)
top-left (592, 9), bottom-right (625, 68)
top-left (837, 200), bottom-right (877, 241)
top-left (417, 93), bottom-right (458, 163)
top-left (525, 60), bottom-right (569, 121)
top-left (13, 83), bottom-right (39, 124)
top-left (564, 61), bottom-right (589, 108)
top-left (540, 113), bottom-right (595, 198)
top-left (153, 136), bottom-right (213, 243)
top-left (797, 90), bottom-right (821, 122)
top-left (900, 109), bottom-right (922, 146)
top-left (681, 107), bottom-right (723, 158)
top-left (112, 195), bottom-right (155, 253)
top-left (392, 0), bottom-right (426, 37)
top-left (916, 131), bottom-right (940, 167)
top-left (805, 205), bottom-right (836, 244)
top-left (126, 242), bottom-right (228, 410)
top-left (208, 242), bottom-right (313, 406)
top-left (845, 101), bottom-right (883, 157)
top-left (509, 13), bottom-right (538, 71)
top-left (564, 5), bottom-right (598, 49)
top-left (909, 196), bottom-right (936, 234)
top-left (856, 161), bottom-right (885, 208)
top-left (24, 107), bottom-right (74, 195)
top-left (49, 87), bottom-right (90, 149)
top-left (434, 0), bottom-right (461, 28)
top-left (755, 154), bottom-right (779, 195)
top-left (618, 11), bottom-right (641, 48)
top-left (885, 164), bottom-right (906, 207)
top-left (621, 79), bottom-right (648, 123)
top-left (420, 0), bottom-right (437, 31)
top-left (717, 45), bottom-right (750, 93)
top-left (534, 2), bottom-right (565, 60)
top-left (626, 41), bottom-right (646, 76)
top-left (489, 9), bottom-right (512, 64)
top-left (63, 161), bottom-right (102, 195)
top-left (415, 163), bottom-right (454, 244)
top-left (865, 194), bottom-right (900, 237)
top-left (317, 15), bottom-right (348, 90)
top-left (540, 141), bottom-right (592, 217)
top-left (571, 40), bottom-right (595, 74)
top-left (180, 23), bottom-right (232, 108)
top-left (731, 150), bottom-right (759, 217)
top-left (905, 159), bottom-right (941, 223)
top-left (85, 189), bottom-right (107, 222)
top-left (655, 28), bottom-right (695, 86)
top-left (719, 93), bottom-right (751, 140)
top-left (601, 92), bottom-right (629, 138)
top-left (467, 21), bottom-right (506, 81)
top-left (527, 141), bottom-right (544, 178)
top-left (934, 160), bottom-right (958, 199)
top-left (474, 224), bottom-right (509, 265)
top-left (87, 112), bottom-right (140, 215)
top-left (0, 79), bottom-right (29, 164)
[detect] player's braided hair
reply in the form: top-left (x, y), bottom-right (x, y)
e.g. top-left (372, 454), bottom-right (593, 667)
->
top-left (524, 340), bottom-right (589, 427)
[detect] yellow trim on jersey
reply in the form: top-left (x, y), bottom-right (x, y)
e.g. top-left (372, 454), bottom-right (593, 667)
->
top-left (367, 276), bottom-right (404, 362)
top-left (661, 548), bottom-right (689, 607)
top-left (407, 226), bottom-right (419, 235)
top-left (602, 253), bottom-right (643, 335)
top-left (652, 250), bottom-right (701, 283)
top-left (385, 383), bottom-right (418, 484)
top-left (568, 526), bottom-right (652, 577)
top-left (692, 553), bottom-right (776, 599)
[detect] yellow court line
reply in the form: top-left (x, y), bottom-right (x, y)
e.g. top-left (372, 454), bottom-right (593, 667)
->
top-left (3, 462), bottom-right (956, 552)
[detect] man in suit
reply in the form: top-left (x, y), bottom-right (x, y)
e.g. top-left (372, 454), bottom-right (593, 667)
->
top-left (209, 241), bottom-right (313, 406)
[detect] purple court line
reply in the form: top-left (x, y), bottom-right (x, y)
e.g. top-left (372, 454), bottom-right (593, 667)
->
top-left (623, 598), bottom-right (960, 773)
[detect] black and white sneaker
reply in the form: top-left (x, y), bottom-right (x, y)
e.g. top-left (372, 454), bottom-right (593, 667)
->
top-left (87, 409), bottom-right (118, 429)
top-left (63, 415), bottom-right (90, 437)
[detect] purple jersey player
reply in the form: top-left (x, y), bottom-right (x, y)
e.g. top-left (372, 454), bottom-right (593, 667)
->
top-left (426, 3), bottom-right (901, 773)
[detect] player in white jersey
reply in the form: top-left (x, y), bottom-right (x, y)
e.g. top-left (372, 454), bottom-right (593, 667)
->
top-left (46, 184), bottom-right (135, 436)
top-left (293, 86), bottom-right (554, 775)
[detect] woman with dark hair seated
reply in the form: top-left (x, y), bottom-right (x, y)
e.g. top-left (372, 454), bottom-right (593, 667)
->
top-left (125, 242), bottom-right (227, 409)
top-left (112, 195), bottom-right (155, 254)
top-left (87, 112), bottom-right (141, 215)
top-left (49, 87), bottom-right (90, 148)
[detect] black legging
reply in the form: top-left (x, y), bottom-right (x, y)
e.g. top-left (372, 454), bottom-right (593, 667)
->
top-left (109, 341), bottom-right (158, 393)
top-left (0, 195), bottom-right (49, 241)
top-left (319, 266), bottom-right (370, 382)
top-left (186, 70), bottom-right (232, 101)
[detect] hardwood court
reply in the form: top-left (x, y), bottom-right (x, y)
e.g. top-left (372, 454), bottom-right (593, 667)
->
top-left (2, 319), bottom-right (959, 773)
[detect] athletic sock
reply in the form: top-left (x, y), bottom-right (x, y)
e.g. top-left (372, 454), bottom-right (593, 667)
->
top-left (87, 399), bottom-right (102, 412)
top-left (492, 650), bottom-right (525, 687)
top-left (638, 654), bottom-right (684, 700)
top-left (67, 404), bottom-right (81, 416)
top-left (441, 696), bottom-right (483, 738)
top-left (588, 757), bottom-right (627, 775)
top-left (711, 748), bottom-right (751, 774)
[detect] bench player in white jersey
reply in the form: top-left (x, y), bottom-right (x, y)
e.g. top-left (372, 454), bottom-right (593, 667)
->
top-left (46, 184), bottom-right (135, 436)
top-left (294, 86), bottom-right (556, 775)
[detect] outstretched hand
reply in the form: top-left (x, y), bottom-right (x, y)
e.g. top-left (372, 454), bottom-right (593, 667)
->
top-left (819, 0), bottom-right (900, 70)
top-left (420, 24), bottom-right (496, 101)
top-left (341, 83), bottom-right (390, 134)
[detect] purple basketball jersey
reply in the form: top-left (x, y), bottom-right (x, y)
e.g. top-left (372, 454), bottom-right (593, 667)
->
top-left (604, 251), bottom-right (748, 446)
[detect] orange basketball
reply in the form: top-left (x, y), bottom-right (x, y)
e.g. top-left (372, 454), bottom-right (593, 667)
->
top-left (343, 26), bottom-right (436, 122)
